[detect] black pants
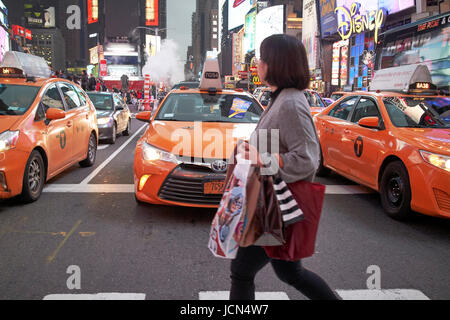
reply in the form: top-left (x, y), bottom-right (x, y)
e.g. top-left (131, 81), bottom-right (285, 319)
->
top-left (230, 246), bottom-right (339, 300)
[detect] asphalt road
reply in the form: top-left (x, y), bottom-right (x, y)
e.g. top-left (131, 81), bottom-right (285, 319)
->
top-left (0, 117), bottom-right (449, 300)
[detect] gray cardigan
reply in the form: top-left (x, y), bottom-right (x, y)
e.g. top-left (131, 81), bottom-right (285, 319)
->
top-left (250, 88), bottom-right (320, 183)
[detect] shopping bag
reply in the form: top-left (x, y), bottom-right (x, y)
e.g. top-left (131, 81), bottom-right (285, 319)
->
top-left (208, 154), bottom-right (252, 259)
top-left (239, 171), bottom-right (286, 247)
top-left (263, 180), bottom-right (326, 261)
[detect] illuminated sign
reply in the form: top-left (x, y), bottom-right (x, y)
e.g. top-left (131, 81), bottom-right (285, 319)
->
top-left (88, 0), bottom-right (99, 24)
top-left (417, 19), bottom-right (440, 32)
top-left (145, 0), bottom-right (159, 27)
top-left (335, 3), bottom-right (386, 43)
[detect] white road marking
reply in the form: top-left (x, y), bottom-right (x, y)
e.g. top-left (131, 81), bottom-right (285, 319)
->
top-left (80, 124), bottom-right (147, 185)
top-left (325, 185), bottom-right (374, 194)
top-left (336, 289), bottom-right (430, 300)
top-left (43, 293), bottom-right (146, 300)
top-left (44, 184), bottom-right (134, 193)
top-left (97, 145), bottom-right (110, 150)
top-left (199, 291), bottom-right (290, 300)
top-left (43, 183), bottom-right (373, 195)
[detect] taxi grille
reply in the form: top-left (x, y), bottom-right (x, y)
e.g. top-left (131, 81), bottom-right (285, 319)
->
top-left (433, 188), bottom-right (450, 212)
top-left (158, 166), bottom-right (225, 205)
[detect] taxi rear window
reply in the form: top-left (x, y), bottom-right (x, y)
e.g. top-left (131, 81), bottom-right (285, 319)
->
top-left (384, 97), bottom-right (450, 129)
top-left (155, 93), bottom-right (263, 123)
top-left (0, 84), bottom-right (40, 116)
top-left (87, 93), bottom-right (113, 110)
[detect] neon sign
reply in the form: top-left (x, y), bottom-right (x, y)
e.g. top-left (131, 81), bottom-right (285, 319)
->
top-left (335, 3), bottom-right (385, 43)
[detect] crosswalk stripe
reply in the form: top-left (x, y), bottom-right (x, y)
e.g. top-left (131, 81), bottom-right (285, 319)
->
top-left (199, 291), bottom-right (290, 300)
top-left (43, 184), bottom-right (372, 194)
top-left (43, 293), bottom-right (146, 300)
top-left (44, 184), bottom-right (134, 193)
top-left (336, 289), bottom-right (430, 300)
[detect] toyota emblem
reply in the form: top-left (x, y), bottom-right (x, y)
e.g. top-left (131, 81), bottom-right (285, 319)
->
top-left (211, 160), bottom-right (227, 173)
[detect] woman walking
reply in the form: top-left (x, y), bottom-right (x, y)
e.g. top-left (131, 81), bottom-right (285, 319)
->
top-left (231, 34), bottom-right (338, 300)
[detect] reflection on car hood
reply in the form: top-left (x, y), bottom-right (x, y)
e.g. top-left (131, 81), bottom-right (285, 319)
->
top-left (395, 128), bottom-right (450, 155)
top-left (144, 121), bottom-right (257, 159)
top-left (96, 110), bottom-right (113, 118)
top-left (0, 116), bottom-right (21, 133)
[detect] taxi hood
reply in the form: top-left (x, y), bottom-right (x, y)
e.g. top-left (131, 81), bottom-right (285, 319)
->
top-left (143, 120), bottom-right (257, 159)
top-left (395, 128), bottom-right (450, 154)
top-left (0, 116), bottom-right (21, 133)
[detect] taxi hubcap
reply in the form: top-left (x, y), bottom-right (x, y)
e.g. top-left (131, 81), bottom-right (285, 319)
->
top-left (88, 136), bottom-right (96, 161)
top-left (28, 159), bottom-right (42, 192)
top-left (387, 176), bottom-right (403, 205)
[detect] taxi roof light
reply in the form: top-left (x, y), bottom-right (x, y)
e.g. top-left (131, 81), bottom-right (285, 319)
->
top-left (370, 64), bottom-right (438, 95)
top-left (0, 51), bottom-right (51, 79)
top-left (200, 59), bottom-right (223, 92)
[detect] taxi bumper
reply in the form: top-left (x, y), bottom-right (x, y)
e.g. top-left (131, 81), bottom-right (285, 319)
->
top-left (134, 149), bottom-right (225, 208)
top-left (0, 149), bottom-right (29, 199)
top-left (409, 162), bottom-right (450, 218)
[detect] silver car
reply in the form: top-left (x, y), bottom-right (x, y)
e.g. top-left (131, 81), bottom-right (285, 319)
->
top-left (87, 92), bottom-right (132, 144)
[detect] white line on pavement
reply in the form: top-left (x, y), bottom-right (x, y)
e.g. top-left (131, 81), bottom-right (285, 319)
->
top-left (44, 184), bottom-right (134, 193)
top-left (43, 184), bottom-right (373, 194)
top-left (97, 145), bottom-right (110, 150)
top-left (336, 289), bottom-right (430, 300)
top-left (80, 124), bottom-right (147, 185)
top-left (43, 293), bottom-right (146, 300)
top-left (199, 291), bottom-right (290, 300)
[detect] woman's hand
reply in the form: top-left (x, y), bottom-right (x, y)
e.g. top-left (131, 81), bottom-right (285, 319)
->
top-left (237, 141), bottom-right (263, 167)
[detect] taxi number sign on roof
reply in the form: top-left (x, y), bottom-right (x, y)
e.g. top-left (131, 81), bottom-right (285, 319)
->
top-left (205, 72), bottom-right (219, 79)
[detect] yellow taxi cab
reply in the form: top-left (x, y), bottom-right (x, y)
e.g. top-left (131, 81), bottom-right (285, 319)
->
top-left (314, 64), bottom-right (450, 220)
top-left (0, 52), bottom-right (98, 202)
top-left (133, 59), bottom-right (264, 208)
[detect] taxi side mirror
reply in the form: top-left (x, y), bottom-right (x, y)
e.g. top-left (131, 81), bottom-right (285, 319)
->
top-left (45, 108), bottom-right (66, 121)
top-left (136, 111), bottom-right (152, 123)
top-left (260, 99), bottom-right (269, 107)
top-left (358, 116), bottom-right (380, 129)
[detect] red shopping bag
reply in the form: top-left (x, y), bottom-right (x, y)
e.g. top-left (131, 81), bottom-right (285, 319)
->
top-left (263, 180), bottom-right (325, 261)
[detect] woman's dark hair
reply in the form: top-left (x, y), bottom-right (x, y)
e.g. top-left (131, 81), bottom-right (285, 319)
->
top-left (260, 34), bottom-right (310, 91)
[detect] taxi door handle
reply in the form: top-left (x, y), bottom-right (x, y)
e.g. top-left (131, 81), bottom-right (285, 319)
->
top-left (85, 113), bottom-right (89, 120)
top-left (344, 129), bottom-right (351, 134)
top-left (66, 121), bottom-right (73, 128)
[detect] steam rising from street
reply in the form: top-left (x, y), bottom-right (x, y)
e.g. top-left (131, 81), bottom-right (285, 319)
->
top-left (142, 39), bottom-right (185, 86)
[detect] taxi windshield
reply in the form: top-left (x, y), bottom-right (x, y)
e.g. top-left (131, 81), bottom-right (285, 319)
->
top-left (383, 97), bottom-right (450, 129)
top-left (155, 93), bottom-right (263, 123)
top-left (0, 84), bottom-right (40, 116)
top-left (87, 93), bottom-right (113, 111)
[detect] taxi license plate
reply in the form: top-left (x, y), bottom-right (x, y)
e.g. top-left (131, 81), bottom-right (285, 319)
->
top-left (204, 181), bottom-right (225, 195)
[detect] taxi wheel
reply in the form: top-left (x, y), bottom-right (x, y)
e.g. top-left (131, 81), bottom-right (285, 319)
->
top-left (21, 151), bottom-right (45, 203)
top-left (316, 149), bottom-right (331, 177)
top-left (380, 161), bottom-right (412, 220)
top-left (123, 119), bottom-right (131, 136)
top-left (80, 133), bottom-right (97, 167)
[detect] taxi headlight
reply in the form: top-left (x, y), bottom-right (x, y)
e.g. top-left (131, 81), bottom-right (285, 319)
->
top-left (97, 117), bottom-right (112, 126)
top-left (142, 142), bottom-right (178, 164)
top-left (419, 150), bottom-right (450, 172)
top-left (0, 131), bottom-right (20, 152)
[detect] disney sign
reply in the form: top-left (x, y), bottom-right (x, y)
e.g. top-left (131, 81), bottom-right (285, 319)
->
top-left (335, 2), bottom-right (386, 43)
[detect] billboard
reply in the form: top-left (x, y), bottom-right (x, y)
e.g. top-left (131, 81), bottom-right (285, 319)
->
top-left (302, 0), bottom-right (319, 70)
top-left (0, 0), bottom-right (7, 28)
top-left (254, 5), bottom-right (284, 59)
top-left (243, 8), bottom-right (256, 54)
top-left (145, 34), bottom-right (161, 57)
top-left (24, 3), bottom-right (56, 28)
top-left (319, 0), bottom-right (338, 39)
top-left (145, 0), bottom-right (159, 27)
top-left (88, 0), bottom-right (99, 24)
top-left (228, 0), bottom-right (254, 31)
